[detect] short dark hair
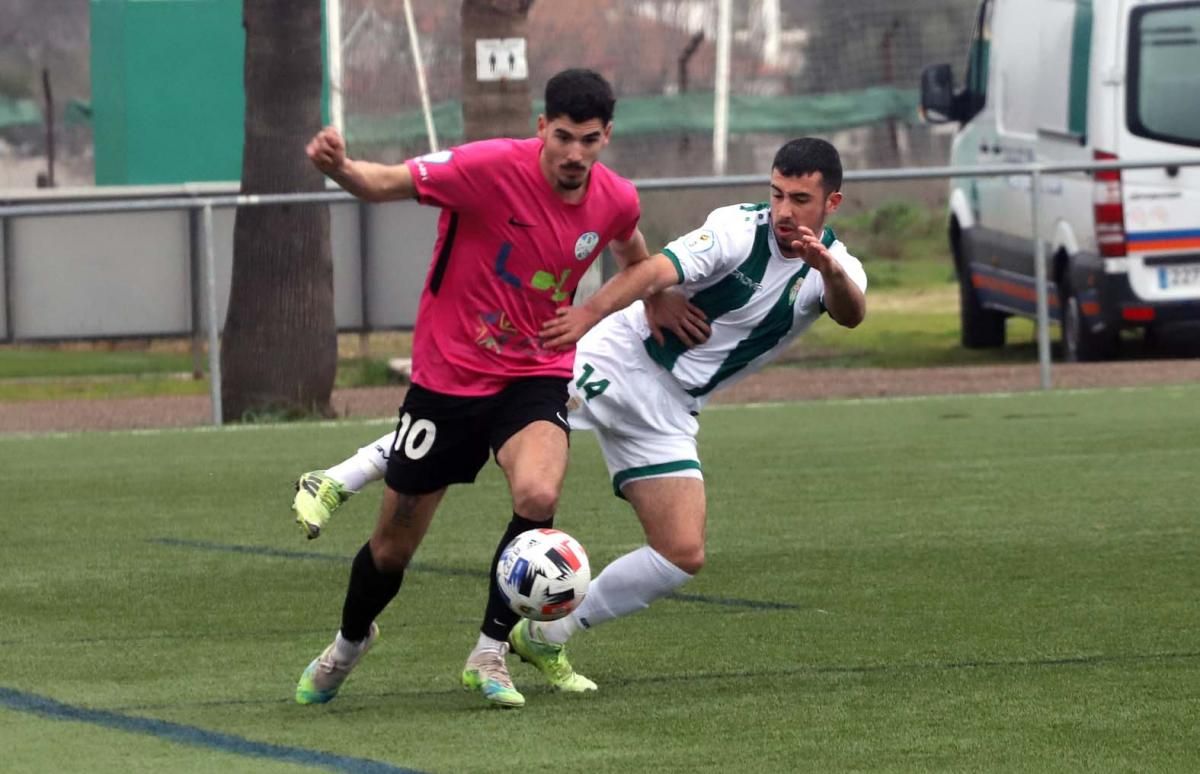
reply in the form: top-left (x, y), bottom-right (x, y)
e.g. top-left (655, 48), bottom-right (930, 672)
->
top-left (772, 138), bottom-right (843, 194)
top-left (544, 68), bottom-right (616, 126)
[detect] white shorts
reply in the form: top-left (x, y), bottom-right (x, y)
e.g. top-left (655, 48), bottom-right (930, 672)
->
top-left (568, 317), bottom-right (703, 497)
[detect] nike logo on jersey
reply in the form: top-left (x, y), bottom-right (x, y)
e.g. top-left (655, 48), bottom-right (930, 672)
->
top-left (508, 215), bottom-right (536, 228)
top-left (555, 411), bottom-right (569, 427)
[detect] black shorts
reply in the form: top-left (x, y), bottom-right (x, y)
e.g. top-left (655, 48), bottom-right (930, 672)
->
top-left (384, 377), bottom-right (570, 495)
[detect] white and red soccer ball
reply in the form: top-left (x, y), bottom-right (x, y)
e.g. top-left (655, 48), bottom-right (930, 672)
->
top-left (496, 529), bottom-right (591, 621)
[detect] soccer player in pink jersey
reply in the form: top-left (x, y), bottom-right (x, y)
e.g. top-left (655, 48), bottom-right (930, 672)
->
top-left (294, 69), bottom-right (672, 709)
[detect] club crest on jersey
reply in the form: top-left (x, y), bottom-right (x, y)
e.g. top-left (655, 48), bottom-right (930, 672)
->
top-left (788, 279), bottom-right (804, 305)
top-left (684, 229), bottom-right (716, 253)
top-left (574, 231), bottom-right (600, 260)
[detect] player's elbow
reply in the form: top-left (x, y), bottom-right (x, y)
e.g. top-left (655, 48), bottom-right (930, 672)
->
top-left (838, 307), bottom-right (866, 329)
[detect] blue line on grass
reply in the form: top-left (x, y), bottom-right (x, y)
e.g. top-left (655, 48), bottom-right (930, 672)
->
top-left (151, 538), bottom-right (799, 610)
top-left (150, 538), bottom-right (487, 578)
top-left (0, 686), bottom-right (427, 774)
top-left (665, 592), bottom-right (800, 610)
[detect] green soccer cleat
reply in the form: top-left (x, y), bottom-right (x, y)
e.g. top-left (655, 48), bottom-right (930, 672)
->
top-left (295, 623), bottom-right (379, 705)
top-left (460, 645), bottom-right (525, 708)
top-left (292, 471), bottom-right (352, 540)
top-left (509, 618), bottom-right (597, 692)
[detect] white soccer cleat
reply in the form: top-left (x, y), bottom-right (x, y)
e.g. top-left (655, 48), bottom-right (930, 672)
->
top-left (295, 623), bottom-right (379, 704)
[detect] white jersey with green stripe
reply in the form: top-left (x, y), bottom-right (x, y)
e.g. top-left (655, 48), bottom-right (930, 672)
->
top-left (606, 202), bottom-right (867, 411)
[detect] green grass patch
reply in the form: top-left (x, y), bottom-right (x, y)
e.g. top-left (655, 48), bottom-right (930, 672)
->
top-left (0, 348), bottom-right (195, 379)
top-left (334, 357), bottom-right (398, 389)
top-left (0, 375), bottom-right (209, 402)
top-left (832, 199), bottom-right (952, 266)
top-left (3, 386), bottom-right (1200, 772)
top-left (791, 305), bottom-right (1044, 368)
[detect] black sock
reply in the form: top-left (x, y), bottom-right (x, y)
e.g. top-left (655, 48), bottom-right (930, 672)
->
top-left (341, 542), bottom-right (404, 642)
top-left (480, 512), bottom-right (551, 641)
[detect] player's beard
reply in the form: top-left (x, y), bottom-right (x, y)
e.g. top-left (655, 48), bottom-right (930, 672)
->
top-left (557, 164), bottom-right (587, 190)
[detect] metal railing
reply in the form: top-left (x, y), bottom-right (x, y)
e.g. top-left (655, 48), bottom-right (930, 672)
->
top-left (2, 156), bottom-right (1198, 425)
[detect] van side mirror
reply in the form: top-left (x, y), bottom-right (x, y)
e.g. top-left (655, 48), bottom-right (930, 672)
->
top-left (920, 63), bottom-right (958, 124)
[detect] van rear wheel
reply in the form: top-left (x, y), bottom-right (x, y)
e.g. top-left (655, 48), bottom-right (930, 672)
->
top-left (959, 267), bottom-right (1006, 348)
top-left (1061, 279), bottom-right (1117, 362)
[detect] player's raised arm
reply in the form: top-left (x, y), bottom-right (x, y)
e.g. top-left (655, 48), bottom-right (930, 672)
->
top-left (793, 226), bottom-right (866, 328)
top-left (306, 126), bottom-right (417, 203)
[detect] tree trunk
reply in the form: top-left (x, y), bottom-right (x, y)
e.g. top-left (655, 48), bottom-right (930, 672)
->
top-left (222, 0), bottom-right (336, 421)
top-left (460, 0), bottom-right (535, 141)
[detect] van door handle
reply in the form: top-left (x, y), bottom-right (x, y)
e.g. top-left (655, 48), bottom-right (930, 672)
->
top-left (980, 143), bottom-right (992, 153)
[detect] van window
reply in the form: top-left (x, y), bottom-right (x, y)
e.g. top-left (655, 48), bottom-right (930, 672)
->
top-left (1128, 2), bottom-right (1200, 147)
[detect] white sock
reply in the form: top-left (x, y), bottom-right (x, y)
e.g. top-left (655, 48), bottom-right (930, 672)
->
top-left (473, 632), bottom-right (506, 655)
top-left (326, 432), bottom-right (392, 492)
top-left (534, 546), bottom-right (692, 645)
top-left (333, 630), bottom-right (366, 661)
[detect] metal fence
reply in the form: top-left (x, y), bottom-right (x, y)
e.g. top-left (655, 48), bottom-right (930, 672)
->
top-left (2, 156), bottom-right (1198, 425)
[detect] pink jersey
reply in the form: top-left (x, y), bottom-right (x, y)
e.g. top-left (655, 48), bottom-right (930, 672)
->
top-left (404, 137), bottom-right (640, 396)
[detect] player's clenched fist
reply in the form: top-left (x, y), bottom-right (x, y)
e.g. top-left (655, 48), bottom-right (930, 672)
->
top-left (306, 126), bottom-right (346, 175)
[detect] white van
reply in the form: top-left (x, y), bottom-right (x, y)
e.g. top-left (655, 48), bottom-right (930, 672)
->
top-left (920, 0), bottom-right (1200, 360)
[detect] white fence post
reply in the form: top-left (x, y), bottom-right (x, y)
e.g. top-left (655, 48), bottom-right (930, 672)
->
top-left (201, 203), bottom-right (223, 426)
top-left (1031, 167), bottom-right (1052, 390)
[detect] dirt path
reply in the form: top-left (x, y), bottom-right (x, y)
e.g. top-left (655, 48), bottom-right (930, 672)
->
top-left (3, 360), bottom-right (1198, 435)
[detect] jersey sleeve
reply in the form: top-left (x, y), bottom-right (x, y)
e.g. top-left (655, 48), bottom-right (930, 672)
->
top-left (660, 206), bottom-right (749, 285)
top-left (819, 242), bottom-right (868, 309)
top-left (404, 140), bottom-right (503, 212)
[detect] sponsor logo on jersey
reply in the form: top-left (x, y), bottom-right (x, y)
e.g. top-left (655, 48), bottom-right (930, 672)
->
top-left (574, 231), bottom-right (600, 260)
top-left (683, 229), bottom-right (716, 253)
top-left (731, 269), bottom-right (763, 292)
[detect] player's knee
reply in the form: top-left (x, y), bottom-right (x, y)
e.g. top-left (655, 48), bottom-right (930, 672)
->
top-left (511, 481), bottom-right (560, 520)
top-left (367, 538), bottom-right (414, 573)
top-left (656, 541), bottom-right (705, 575)
top-left (674, 545), bottom-right (705, 575)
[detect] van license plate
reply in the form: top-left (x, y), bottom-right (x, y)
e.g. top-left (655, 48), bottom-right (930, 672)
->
top-left (1158, 265), bottom-right (1200, 290)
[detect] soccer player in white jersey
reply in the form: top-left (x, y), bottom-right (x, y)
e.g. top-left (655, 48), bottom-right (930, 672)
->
top-left (292, 137), bottom-right (866, 695)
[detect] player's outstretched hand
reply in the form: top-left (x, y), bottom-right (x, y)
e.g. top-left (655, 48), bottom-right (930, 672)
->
top-left (645, 288), bottom-right (710, 347)
top-left (306, 126), bottom-right (346, 175)
top-left (540, 306), bottom-right (602, 351)
top-left (789, 226), bottom-right (834, 273)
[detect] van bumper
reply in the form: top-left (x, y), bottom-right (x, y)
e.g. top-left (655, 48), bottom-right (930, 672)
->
top-left (1097, 273), bottom-right (1200, 327)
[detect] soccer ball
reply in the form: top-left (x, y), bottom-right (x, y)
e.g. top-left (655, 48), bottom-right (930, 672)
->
top-left (496, 528), bottom-right (591, 621)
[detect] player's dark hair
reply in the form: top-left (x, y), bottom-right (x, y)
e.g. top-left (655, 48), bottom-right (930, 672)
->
top-left (544, 68), bottom-right (616, 125)
top-left (772, 138), bottom-right (843, 194)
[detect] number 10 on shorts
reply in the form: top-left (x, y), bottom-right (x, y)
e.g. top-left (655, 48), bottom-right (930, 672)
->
top-left (575, 362), bottom-right (609, 401)
top-left (392, 412), bottom-right (437, 459)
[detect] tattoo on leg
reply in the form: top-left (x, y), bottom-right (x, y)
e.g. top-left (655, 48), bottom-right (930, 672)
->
top-left (390, 494), bottom-right (423, 528)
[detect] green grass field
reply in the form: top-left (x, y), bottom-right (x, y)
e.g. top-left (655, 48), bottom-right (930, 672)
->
top-left (4, 386), bottom-right (1200, 773)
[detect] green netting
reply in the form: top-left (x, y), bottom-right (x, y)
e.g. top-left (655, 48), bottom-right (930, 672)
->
top-left (346, 86), bottom-right (918, 147)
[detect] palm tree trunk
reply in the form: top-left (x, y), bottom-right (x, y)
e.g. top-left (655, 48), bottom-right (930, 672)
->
top-left (221, 0), bottom-right (336, 421)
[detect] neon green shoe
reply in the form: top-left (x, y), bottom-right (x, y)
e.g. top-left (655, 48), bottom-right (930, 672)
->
top-left (509, 619), bottom-right (597, 692)
top-left (292, 471), bottom-right (352, 540)
top-left (460, 645), bottom-right (525, 708)
top-left (295, 623), bottom-right (379, 705)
